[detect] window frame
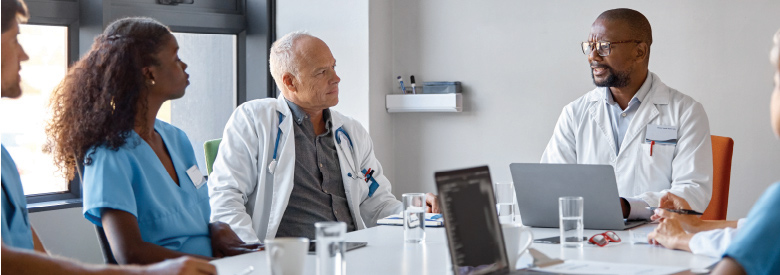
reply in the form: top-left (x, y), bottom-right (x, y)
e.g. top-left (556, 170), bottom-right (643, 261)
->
top-left (24, 0), bottom-right (275, 211)
top-left (23, 0), bottom-right (81, 210)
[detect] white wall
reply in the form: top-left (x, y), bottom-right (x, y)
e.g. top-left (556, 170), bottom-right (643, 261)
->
top-left (275, 0), bottom-right (398, 184)
top-left (389, 0), bottom-right (780, 220)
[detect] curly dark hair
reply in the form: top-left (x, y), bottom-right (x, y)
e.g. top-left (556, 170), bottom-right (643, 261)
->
top-left (46, 17), bottom-right (171, 180)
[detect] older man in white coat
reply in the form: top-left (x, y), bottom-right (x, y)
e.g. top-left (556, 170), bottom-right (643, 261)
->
top-left (541, 9), bottom-right (712, 220)
top-left (208, 32), bottom-right (439, 243)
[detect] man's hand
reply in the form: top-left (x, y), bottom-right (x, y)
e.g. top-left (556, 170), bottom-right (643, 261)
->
top-left (425, 193), bottom-right (440, 213)
top-left (144, 256), bottom-right (217, 275)
top-left (620, 198), bottom-right (630, 218)
top-left (647, 217), bottom-right (693, 252)
top-left (209, 222), bottom-right (263, 258)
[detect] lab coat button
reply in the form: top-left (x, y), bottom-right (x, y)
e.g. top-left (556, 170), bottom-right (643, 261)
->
top-left (621, 113), bottom-right (627, 117)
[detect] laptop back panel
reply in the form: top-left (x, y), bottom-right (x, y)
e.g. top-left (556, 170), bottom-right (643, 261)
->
top-left (510, 163), bottom-right (628, 230)
top-left (435, 166), bottom-right (510, 275)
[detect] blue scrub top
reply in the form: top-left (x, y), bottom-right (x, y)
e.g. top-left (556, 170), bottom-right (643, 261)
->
top-left (1, 145), bottom-right (35, 250)
top-left (723, 182), bottom-right (780, 275)
top-left (82, 120), bottom-right (212, 257)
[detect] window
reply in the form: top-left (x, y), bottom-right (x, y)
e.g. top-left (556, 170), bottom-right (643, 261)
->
top-left (1, 24), bottom-right (68, 196)
top-left (158, 32), bottom-right (237, 174)
top-left (14, 0), bottom-right (274, 210)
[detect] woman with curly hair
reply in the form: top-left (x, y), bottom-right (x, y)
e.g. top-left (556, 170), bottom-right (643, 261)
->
top-left (46, 17), bottom-right (259, 265)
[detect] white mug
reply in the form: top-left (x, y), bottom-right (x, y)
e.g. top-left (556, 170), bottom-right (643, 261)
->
top-left (265, 237), bottom-right (310, 275)
top-left (501, 223), bottom-right (534, 270)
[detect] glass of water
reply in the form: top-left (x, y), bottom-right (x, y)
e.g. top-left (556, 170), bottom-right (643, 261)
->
top-left (494, 182), bottom-right (516, 223)
top-left (559, 196), bottom-right (584, 248)
top-left (315, 221), bottom-right (346, 275)
top-left (402, 193), bottom-right (426, 243)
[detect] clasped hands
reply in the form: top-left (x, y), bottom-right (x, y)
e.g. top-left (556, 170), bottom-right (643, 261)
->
top-left (646, 193), bottom-right (703, 252)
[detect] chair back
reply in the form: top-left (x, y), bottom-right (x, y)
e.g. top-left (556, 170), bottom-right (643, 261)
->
top-left (94, 226), bottom-right (118, 264)
top-left (204, 138), bottom-right (222, 175)
top-left (701, 135), bottom-right (734, 220)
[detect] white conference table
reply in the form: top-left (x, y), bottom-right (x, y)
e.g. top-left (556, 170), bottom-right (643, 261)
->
top-left (212, 224), bottom-right (719, 275)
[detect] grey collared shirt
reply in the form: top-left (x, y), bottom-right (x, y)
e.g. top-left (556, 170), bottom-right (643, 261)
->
top-left (275, 99), bottom-right (356, 239)
top-left (605, 73), bottom-right (652, 155)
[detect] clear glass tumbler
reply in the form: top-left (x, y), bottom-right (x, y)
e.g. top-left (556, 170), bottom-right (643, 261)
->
top-left (494, 182), bottom-right (516, 223)
top-left (315, 221), bottom-right (346, 275)
top-left (559, 196), bottom-right (584, 248)
top-left (402, 193), bottom-right (426, 243)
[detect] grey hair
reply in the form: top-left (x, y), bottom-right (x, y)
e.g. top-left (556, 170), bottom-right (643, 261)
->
top-left (772, 29), bottom-right (780, 68)
top-left (269, 31), bottom-right (315, 89)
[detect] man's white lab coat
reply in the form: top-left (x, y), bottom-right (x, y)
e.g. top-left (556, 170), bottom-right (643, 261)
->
top-left (208, 95), bottom-right (403, 243)
top-left (541, 72), bottom-right (713, 213)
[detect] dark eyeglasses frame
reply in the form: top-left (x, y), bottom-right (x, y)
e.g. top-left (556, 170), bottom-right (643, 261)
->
top-left (581, 40), bottom-right (642, 57)
top-left (589, 231), bottom-right (621, 247)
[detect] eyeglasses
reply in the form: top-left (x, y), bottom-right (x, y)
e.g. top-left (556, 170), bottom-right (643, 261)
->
top-left (581, 40), bottom-right (642, 57)
top-left (589, 231), bottom-right (621, 247)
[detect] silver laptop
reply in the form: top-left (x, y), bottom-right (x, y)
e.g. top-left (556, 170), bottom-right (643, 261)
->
top-left (509, 163), bottom-right (646, 230)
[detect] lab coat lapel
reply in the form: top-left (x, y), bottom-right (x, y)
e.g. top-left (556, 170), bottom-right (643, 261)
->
top-left (330, 112), bottom-right (365, 228)
top-left (266, 95), bottom-right (296, 238)
top-left (588, 89), bottom-right (618, 156)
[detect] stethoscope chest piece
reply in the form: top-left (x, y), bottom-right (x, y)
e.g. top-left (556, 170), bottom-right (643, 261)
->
top-left (268, 159), bottom-right (278, 174)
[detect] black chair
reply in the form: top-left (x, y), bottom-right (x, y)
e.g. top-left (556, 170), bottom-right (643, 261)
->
top-left (94, 226), bottom-right (118, 264)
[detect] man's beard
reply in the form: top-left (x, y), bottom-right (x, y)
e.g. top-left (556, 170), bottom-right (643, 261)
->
top-left (592, 66), bottom-right (631, 88)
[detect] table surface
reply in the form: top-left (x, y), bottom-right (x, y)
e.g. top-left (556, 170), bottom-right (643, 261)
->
top-left (211, 224), bottom-right (719, 275)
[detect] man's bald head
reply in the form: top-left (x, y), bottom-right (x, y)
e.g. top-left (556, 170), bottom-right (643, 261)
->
top-left (596, 8), bottom-right (652, 47)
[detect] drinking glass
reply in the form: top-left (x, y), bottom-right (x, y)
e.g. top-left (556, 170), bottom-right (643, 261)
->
top-left (559, 196), bottom-right (584, 248)
top-left (315, 221), bottom-right (346, 275)
top-left (403, 193), bottom-right (426, 243)
top-left (494, 182), bottom-right (517, 223)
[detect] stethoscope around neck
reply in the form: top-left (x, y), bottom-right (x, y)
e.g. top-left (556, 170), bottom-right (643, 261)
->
top-left (266, 111), bottom-right (361, 180)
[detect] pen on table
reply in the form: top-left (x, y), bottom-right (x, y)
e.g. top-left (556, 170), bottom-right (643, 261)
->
top-left (410, 75), bottom-right (417, 94)
top-left (646, 207), bottom-right (703, 215)
top-left (397, 76), bottom-right (406, 94)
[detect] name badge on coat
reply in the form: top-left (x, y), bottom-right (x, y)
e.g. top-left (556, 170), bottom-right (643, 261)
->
top-left (645, 125), bottom-right (677, 144)
top-left (187, 165), bottom-right (206, 189)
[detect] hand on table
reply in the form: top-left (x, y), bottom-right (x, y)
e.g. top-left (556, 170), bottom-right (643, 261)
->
top-left (425, 193), bottom-right (440, 213)
top-left (145, 256), bottom-right (217, 275)
top-left (651, 193), bottom-right (705, 232)
top-left (209, 222), bottom-right (263, 258)
top-left (647, 215), bottom-right (693, 252)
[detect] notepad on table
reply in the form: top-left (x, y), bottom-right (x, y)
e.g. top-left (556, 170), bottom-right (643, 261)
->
top-left (377, 213), bottom-right (444, 227)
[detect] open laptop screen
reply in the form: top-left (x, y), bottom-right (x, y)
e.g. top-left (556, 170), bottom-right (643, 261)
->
top-left (435, 166), bottom-right (508, 275)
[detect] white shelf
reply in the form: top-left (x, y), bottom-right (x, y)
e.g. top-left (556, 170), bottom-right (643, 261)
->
top-left (385, 94), bottom-right (462, 113)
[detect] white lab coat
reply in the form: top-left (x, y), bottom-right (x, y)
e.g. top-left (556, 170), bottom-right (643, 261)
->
top-left (689, 218), bottom-right (746, 258)
top-left (541, 72), bottom-right (713, 213)
top-left (208, 95), bottom-right (403, 243)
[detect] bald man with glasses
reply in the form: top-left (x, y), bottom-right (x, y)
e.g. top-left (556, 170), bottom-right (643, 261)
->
top-left (541, 8), bottom-right (713, 221)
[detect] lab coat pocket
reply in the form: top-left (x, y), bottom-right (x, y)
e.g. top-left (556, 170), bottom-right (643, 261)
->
top-left (640, 143), bottom-right (675, 188)
top-left (352, 177), bottom-right (369, 202)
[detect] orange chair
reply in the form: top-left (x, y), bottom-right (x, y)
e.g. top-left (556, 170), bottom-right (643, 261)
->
top-left (701, 135), bottom-right (734, 220)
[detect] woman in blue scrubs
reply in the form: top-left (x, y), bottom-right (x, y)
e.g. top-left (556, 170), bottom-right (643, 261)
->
top-left (45, 17), bottom-right (259, 264)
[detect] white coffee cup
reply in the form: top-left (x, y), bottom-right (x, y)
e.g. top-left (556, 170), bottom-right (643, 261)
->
top-left (265, 237), bottom-right (310, 275)
top-left (501, 223), bottom-right (534, 270)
